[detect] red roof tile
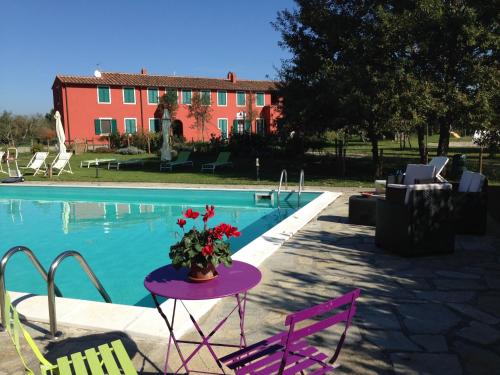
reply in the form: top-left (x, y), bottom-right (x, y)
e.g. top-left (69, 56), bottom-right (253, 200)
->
top-left (54, 72), bottom-right (277, 92)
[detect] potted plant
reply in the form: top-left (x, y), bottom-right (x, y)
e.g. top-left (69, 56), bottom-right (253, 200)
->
top-left (169, 205), bottom-right (240, 281)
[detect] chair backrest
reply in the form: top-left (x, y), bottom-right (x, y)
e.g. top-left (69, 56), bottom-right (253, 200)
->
top-left (4, 293), bottom-right (55, 374)
top-left (404, 164), bottom-right (436, 185)
top-left (52, 152), bottom-right (72, 168)
top-left (176, 151), bottom-right (191, 162)
top-left (216, 151), bottom-right (231, 163)
top-left (458, 171), bottom-right (485, 192)
top-left (29, 152), bottom-right (49, 168)
top-left (280, 289), bottom-right (360, 370)
top-left (428, 156), bottom-right (449, 176)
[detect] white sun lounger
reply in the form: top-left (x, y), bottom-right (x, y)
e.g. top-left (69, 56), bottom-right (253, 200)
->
top-left (51, 152), bottom-right (73, 176)
top-left (21, 152), bottom-right (49, 176)
top-left (80, 158), bottom-right (116, 168)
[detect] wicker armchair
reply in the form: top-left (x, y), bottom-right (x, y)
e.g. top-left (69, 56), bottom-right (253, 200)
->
top-left (453, 171), bottom-right (488, 235)
top-left (376, 183), bottom-right (455, 256)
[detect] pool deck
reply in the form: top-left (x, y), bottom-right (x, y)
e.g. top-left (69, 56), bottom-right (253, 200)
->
top-left (1, 184), bottom-right (500, 374)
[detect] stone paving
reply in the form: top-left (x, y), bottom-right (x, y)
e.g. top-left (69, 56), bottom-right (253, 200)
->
top-left (1, 188), bottom-right (499, 374)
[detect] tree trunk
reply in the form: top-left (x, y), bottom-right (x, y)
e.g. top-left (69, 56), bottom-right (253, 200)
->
top-left (437, 120), bottom-right (450, 156)
top-left (417, 125), bottom-right (426, 163)
top-left (368, 129), bottom-right (380, 178)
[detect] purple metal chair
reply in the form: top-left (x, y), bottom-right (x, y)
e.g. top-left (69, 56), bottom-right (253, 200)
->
top-left (220, 289), bottom-right (360, 374)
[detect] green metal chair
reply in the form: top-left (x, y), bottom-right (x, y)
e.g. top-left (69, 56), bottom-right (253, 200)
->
top-left (201, 151), bottom-right (233, 173)
top-left (3, 292), bottom-right (137, 375)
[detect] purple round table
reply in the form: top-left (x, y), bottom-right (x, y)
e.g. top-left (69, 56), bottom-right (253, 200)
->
top-left (144, 261), bottom-right (262, 375)
top-left (144, 260), bottom-right (262, 300)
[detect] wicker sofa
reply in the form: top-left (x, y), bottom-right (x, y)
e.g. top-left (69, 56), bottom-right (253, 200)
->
top-left (375, 183), bottom-right (455, 256)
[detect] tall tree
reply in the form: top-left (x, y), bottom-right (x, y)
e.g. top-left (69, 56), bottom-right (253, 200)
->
top-left (401, 1), bottom-right (499, 156)
top-left (188, 92), bottom-right (212, 142)
top-left (160, 89), bottom-right (179, 119)
top-left (274, 0), bottom-right (407, 176)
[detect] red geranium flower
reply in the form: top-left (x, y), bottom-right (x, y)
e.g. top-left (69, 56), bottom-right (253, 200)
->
top-left (177, 218), bottom-right (186, 229)
top-left (227, 225), bottom-right (241, 238)
top-left (183, 208), bottom-right (200, 219)
top-left (201, 244), bottom-right (214, 257)
top-left (202, 205), bottom-right (215, 223)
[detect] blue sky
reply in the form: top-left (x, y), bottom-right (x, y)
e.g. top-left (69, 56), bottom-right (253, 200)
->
top-left (0, 0), bottom-right (295, 115)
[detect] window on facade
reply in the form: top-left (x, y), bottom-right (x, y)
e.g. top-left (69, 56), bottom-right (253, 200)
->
top-left (98, 86), bottom-right (111, 103)
top-left (149, 118), bottom-right (161, 133)
top-left (94, 119), bottom-right (117, 135)
top-left (125, 118), bottom-right (137, 133)
top-left (256, 92), bottom-right (265, 106)
top-left (218, 119), bottom-right (228, 139)
top-left (232, 119), bottom-right (250, 134)
top-left (182, 90), bottom-right (192, 105)
top-left (201, 90), bottom-right (211, 105)
top-left (217, 91), bottom-right (227, 106)
top-left (148, 88), bottom-right (159, 104)
top-left (123, 87), bottom-right (135, 104)
top-left (256, 119), bottom-right (265, 135)
top-left (236, 91), bottom-right (246, 106)
top-left (165, 88), bottom-right (178, 102)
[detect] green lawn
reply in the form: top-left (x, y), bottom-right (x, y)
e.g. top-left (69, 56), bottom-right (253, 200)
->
top-left (6, 137), bottom-right (499, 187)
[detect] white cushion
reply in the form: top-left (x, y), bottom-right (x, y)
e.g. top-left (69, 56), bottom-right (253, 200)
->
top-left (459, 171), bottom-right (485, 192)
top-left (404, 164), bottom-right (436, 185)
top-left (428, 157), bottom-right (449, 177)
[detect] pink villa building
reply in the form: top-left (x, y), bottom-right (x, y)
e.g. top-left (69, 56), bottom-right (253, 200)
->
top-left (52, 69), bottom-right (279, 144)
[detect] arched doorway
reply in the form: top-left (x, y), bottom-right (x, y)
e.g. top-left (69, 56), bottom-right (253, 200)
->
top-left (172, 120), bottom-right (183, 138)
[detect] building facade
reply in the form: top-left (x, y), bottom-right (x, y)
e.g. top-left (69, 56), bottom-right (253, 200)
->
top-left (52, 69), bottom-right (279, 144)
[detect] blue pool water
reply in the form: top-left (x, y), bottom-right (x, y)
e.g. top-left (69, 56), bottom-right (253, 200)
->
top-left (0, 186), bottom-right (319, 307)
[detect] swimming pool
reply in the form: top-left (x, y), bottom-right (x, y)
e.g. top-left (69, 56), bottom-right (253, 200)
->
top-left (1, 185), bottom-right (319, 307)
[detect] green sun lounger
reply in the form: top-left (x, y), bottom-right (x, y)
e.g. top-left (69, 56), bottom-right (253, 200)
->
top-left (201, 151), bottom-right (233, 173)
top-left (160, 151), bottom-right (193, 171)
top-left (4, 292), bottom-right (138, 375)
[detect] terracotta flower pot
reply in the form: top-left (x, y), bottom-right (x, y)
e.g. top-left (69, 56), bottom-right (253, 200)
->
top-left (188, 264), bottom-right (218, 282)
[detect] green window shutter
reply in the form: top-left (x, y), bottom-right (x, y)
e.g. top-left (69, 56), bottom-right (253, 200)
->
top-left (256, 92), bottom-right (264, 106)
top-left (149, 119), bottom-right (154, 132)
top-left (232, 120), bottom-right (238, 134)
top-left (237, 92), bottom-right (245, 106)
top-left (218, 91), bottom-right (226, 105)
top-left (98, 86), bottom-right (110, 103)
top-left (94, 119), bottom-right (101, 135)
top-left (148, 88), bottom-right (158, 103)
top-left (131, 120), bottom-right (137, 133)
top-left (201, 90), bottom-right (210, 105)
top-left (182, 90), bottom-right (192, 104)
top-left (244, 120), bottom-right (251, 133)
top-left (124, 88), bottom-right (135, 103)
top-left (111, 119), bottom-right (118, 134)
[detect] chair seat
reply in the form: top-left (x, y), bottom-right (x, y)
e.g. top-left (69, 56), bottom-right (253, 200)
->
top-left (221, 334), bottom-right (333, 375)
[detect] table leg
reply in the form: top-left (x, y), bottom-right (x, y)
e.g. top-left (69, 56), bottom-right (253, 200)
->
top-left (151, 295), bottom-right (189, 374)
top-left (236, 293), bottom-right (247, 348)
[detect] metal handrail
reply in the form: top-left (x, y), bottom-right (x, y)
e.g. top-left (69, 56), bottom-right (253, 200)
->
top-left (298, 170), bottom-right (305, 206)
top-left (277, 169), bottom-right (288, 205)
top-left (0, 246), bottom-right (62, 330)
top-left (48, 251), bottom-right (111, 337)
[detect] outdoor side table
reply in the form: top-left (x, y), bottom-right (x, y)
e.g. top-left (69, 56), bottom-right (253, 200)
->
top-left (144, 260), bottom-right (262, 375)
top-left (348, 194), bottom-right (377, 226)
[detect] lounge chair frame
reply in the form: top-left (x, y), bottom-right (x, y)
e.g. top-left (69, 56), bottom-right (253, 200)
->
top-left (51, 152), bottom-right (73, 176)
top-left (201, 151), bottom-right (233, 173)
top-left (160, 151), bottom-right (194, 171)
top-left (21, 152), bottom-right (49, 176)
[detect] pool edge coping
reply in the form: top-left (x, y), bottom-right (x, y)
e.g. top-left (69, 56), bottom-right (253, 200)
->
top-left (7, 186), bottom-right (341, 340)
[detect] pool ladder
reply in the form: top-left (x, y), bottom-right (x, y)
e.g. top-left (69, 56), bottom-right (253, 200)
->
top-left (277, 169), bottom-right (305, 207)
top-left (0, 246), bottom-right (111, 337)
